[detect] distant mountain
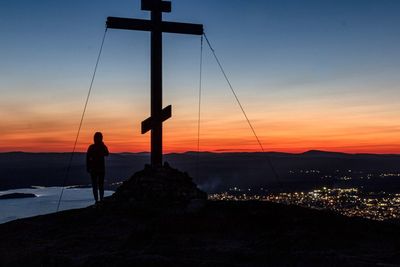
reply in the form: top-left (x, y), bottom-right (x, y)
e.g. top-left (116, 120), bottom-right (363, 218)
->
top-left (301, 150), bottom-right (350, 157)
top-left (302, 150), bottom-right (400, 158)
top-left (1, 151), bottom-right (400, 192)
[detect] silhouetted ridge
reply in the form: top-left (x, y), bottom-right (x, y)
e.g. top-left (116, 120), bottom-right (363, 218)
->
top-left (302, 150), bottom-right (349, 157)
top-left (1, 200), bottom-right (400, 266)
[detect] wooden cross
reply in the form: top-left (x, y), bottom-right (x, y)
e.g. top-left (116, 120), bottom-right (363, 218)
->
top-left (106, 0), bottom-right (203, 167)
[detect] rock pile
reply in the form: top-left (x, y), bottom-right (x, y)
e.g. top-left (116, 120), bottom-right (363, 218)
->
top-left (110, 163), bottom-right (207, 207)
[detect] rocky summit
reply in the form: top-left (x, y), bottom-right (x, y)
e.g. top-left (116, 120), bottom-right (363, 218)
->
top-left (108, 163), bottom-right (207, 212)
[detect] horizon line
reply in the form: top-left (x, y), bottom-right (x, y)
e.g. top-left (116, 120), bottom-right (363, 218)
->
top-left (1, 150), bottom-right (400, 156)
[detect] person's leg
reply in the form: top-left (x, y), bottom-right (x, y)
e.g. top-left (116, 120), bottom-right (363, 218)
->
top-left (90, 172), bottom-right (99, 202)
top-left (98, 172), bottom-right (105, 202)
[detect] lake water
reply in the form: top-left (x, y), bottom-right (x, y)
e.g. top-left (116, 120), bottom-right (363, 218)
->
top-left (0, 187), bottom-right (114, 224)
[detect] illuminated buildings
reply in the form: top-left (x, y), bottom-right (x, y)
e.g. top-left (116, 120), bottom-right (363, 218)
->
top-left (210, 187), bottom-right (400, 221)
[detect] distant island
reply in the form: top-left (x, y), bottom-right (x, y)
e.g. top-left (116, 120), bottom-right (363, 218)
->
top-left (0, 193), bottom-right (37, 200)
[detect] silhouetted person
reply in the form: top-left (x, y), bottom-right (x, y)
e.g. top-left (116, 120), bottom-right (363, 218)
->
top-left (87, 132), bottom-right (109, 204)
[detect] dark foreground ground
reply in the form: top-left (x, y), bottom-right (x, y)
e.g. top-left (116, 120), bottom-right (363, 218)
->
top-left (0, 201), bottom-right (400, 267)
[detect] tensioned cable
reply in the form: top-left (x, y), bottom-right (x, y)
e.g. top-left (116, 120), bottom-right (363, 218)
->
top-left (56, 28), bottom-right (108, 212)
top-left (195, 35), bottom-right (204, 180)
top-left (203, 33), bottom-right (282, 187)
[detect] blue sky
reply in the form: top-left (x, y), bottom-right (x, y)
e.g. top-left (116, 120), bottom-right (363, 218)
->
top-left (1, 0), bottom-right (400, 153)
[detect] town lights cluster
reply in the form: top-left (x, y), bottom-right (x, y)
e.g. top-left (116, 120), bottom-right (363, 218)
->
top-left (209, 187), bottom-right (400, 221)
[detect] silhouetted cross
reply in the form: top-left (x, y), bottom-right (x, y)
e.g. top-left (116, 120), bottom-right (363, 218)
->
top-left (107, 0), bottom-right (203, 166)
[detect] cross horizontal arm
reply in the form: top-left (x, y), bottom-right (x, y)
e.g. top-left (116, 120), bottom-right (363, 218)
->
top-left (163, 21), bottom-right (203, 35)
top-left (107, 17), bottom-right (203, 35)
top-left (107, 17), bottom-right (152, 31)
top-left (141, 105), bottom-right (172, 134)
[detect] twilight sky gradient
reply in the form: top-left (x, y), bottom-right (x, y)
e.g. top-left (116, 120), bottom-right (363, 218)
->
top-left (1, 0), bottom-right (400, 153)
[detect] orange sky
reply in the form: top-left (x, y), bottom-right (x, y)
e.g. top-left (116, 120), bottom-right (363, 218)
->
top-left (1, 89), bottom-right (400, 154)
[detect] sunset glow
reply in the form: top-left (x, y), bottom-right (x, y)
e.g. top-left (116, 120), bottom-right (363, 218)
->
top-left (1, 0), bottom-right (400, 154)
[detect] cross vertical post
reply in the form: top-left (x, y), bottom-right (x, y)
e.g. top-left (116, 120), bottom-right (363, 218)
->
top-left (150, 3), bottom-right (163, 166)
top-left (106, 0), bottom-right (203, 167)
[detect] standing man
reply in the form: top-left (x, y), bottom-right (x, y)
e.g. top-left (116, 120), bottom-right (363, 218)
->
top-left (87, 132), bottom-right (109, 204)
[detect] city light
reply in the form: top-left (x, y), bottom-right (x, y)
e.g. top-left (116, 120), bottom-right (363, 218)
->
top-left (209, 186), bottom-right (400, 221)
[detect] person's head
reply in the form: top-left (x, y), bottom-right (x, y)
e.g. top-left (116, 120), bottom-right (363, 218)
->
top-left (93, 132), bottom-right (103, 144)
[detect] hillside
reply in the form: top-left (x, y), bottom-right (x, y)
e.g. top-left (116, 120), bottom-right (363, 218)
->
top-left (2, 151), bottom-right (400, 192)
top-left (1, 200), bottom-right (400, 267)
